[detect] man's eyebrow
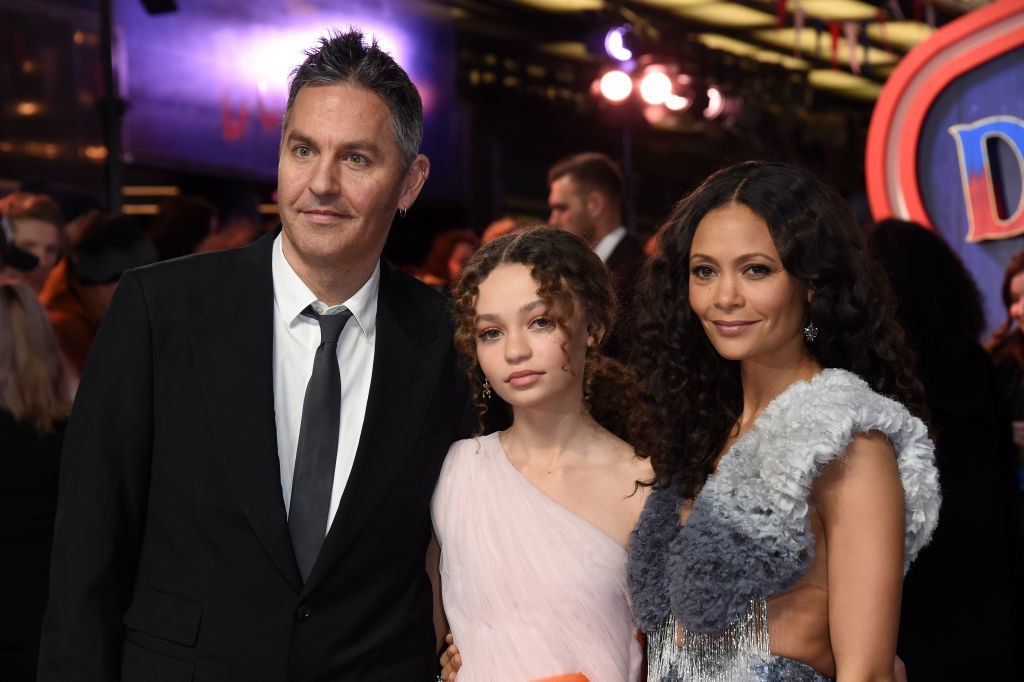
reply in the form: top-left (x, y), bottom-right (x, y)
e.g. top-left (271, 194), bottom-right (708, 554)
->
top-left (283, 130), bottom-right (315, 147)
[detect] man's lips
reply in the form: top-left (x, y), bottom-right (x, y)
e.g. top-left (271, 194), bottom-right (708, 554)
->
top-left (300, 209), bottom-right (349, 222)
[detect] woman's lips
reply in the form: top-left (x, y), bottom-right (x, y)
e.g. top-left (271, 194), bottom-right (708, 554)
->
top-left (712, 320), bottom-right (756, 337)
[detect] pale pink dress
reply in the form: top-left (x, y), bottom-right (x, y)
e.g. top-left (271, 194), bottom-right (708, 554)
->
top-left (431, 432), bottom-right (643, 682)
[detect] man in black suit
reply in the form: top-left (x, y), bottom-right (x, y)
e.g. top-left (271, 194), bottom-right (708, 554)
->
top-left (38, 30), bottom-right (466, 681)
top-left (547, 152), bottom-right (646, 357)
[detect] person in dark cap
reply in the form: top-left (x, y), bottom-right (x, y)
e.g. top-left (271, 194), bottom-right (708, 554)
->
top-left (39, 213), bottom-right (156, 379)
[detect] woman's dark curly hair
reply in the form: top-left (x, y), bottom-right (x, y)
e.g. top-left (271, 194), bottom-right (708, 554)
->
top-left (867, 218), bottom-right (986, 376)
top-left (631, 161), bottom-right (925, 494)
top-left (987, 249), bottom-right (1024, 369)
top-left (452, 226), bottom-right (644, 447)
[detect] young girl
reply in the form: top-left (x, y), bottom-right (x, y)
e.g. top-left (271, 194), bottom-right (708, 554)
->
top-left (629, 162), bottom-right (940, 681)
top-left (431, 227), bottom-right (650, 682)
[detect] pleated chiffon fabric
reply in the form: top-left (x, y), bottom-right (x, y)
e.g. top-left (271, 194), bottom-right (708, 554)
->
top-left (433, 433), bottom-right (643, 682)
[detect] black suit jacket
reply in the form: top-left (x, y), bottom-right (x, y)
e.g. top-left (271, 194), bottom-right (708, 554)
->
top-left (0, 410), bottom-right (64, 680)
top-left (38, 230), bottom-right (467, 681)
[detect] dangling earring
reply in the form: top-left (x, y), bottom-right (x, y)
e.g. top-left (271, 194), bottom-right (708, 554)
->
top-left (803, 321), bottom-right (819, 342)
top-left (481, 378), bottom-right (493, 400)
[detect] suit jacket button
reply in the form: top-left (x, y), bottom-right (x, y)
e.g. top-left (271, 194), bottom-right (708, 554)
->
top-left (295, 607), bottom-right (311, 622)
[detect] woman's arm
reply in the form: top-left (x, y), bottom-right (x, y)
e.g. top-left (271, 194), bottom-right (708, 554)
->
top-left (813, 431), bottom-right (904, 682)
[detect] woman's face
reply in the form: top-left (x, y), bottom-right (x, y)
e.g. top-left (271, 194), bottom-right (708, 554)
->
top-left (1008, 271), bottom-right (1024, 329)
top-left (687, 204), bottom-right (810, 367)
top-left (472, 263), bottom-right (588, 412)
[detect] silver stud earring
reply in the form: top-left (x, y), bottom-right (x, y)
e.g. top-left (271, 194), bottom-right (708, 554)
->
top-left (399, 208), bottom-right (407, 219)
top-left (803, 321), bottom-right (819, 342)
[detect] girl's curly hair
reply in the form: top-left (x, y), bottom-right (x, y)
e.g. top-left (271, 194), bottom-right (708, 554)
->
top-left (631, 161), bottom-right (926, 495)
top-left (452, 227), bottom-right (645, 448)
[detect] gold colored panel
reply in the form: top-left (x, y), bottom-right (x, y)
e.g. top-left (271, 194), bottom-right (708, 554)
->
top-left (754, 27), bottom-right (898, 65)
top-left (538, 41), bottom-right (594, 61)
top-left (865, 21), bottom-right (936, 51)
top-left (808, 69), bottom-right (882, 98)
top-left (513, 0), bottom-right (604, 11)
top-left (800, 0), bottom-right (877, 21)
top-left (658, 3), bottom-right (777, 28)
top-left (697, 33), bottom-right (809, 70)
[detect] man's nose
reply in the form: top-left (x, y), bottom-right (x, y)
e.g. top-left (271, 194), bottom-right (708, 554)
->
top-left (308, 159), bottom-right (340, 196)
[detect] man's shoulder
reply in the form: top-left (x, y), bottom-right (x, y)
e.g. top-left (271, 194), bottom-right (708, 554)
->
top-left (129, 238), bottom-right (270, 301)
top-left (381, 262), bottom-right (454, 323)
top-left (612, 231), bottom-right (645, 260)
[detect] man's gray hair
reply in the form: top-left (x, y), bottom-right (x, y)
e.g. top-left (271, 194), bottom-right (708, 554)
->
top-left (283, 28), bottom-right (424, 169)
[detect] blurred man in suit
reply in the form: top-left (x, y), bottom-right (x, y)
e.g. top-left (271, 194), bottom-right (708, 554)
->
top-left (547, 152), bottom-right (645, 356)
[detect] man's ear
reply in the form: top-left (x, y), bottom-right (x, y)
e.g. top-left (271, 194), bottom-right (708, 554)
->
top-left (585, 190), bottom-right (605, 219)
top-left (398, 154), bottom-right (430, 213)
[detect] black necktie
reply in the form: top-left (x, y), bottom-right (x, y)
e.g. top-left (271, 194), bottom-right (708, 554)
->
top-left (289, 305), bottom-right (353, 582)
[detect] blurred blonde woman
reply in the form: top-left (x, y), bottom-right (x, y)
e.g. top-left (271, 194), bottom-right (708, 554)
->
top-left (0, 284), bottom-right (71, 681)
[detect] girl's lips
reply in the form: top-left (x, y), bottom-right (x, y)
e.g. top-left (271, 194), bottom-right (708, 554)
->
top-left (506, 371), bottom-right (543, 388)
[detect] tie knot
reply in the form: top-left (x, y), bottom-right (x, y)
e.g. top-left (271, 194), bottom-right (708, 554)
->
top-left (304, 306), bottom-right (353, 345)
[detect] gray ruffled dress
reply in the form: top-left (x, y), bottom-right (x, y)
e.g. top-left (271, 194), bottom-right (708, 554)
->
top-left (629, 369), bottom-right (941, 681)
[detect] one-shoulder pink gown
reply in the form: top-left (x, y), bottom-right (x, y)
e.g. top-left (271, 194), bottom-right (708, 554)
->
top-left (432, 433), bottom-right (643, 682)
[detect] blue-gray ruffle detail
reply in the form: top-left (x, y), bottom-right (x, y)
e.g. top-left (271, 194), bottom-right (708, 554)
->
top-left (629, 368), bottom-right (940, 635)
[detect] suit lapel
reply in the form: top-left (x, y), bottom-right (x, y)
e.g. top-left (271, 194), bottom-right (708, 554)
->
top-left (186, 232), bottom-right (302, 591)
top-left (303, 264), bottom-right (443, 593)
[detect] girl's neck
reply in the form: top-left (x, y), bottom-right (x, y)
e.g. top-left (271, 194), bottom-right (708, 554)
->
top-left (503, 403), bottom-right (597, 469)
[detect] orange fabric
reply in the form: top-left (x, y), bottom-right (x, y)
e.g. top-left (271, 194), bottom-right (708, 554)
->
top-left (39, 259), bottom-right (100, 375)
top-left (535, 675), bottom-right (589, 682)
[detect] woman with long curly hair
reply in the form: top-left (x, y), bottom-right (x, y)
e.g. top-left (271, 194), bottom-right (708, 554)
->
top-left (432, 227), bottom-right (650, 682)
top-left (628, 162), bottom-right (940, 681)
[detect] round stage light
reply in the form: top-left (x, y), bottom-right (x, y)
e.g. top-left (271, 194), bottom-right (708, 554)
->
top-left (705, 86), bottom-right (725, 119)
top-left (599, 70), bottom-right (633, 102)
top-left (604, 25), bottom-right (633, 62)
top-left (639, 69), bottom-right (672, 105)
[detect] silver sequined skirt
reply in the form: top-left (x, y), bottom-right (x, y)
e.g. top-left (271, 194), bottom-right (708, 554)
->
top-left (646, 598), bottom-right (833, 682)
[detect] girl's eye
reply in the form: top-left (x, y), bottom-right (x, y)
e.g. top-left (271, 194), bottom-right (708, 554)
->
top-left (477, 328), bottom-right (501, 341)
top-left (691, 265), bottom-right (715, 279)
top-left (530, 317), bottom-right (553, 330)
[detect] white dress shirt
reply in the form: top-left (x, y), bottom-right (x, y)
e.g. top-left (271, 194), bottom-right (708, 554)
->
top-left (593, 225), bottom-right (627, 263)
top-left (271, 233), bottom-right (377, 532)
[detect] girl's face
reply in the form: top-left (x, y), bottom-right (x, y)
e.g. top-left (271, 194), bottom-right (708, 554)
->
top-left (687, 204), bottom-right (811, 367)
top-left (473, 263), bottom-right (589, 412)
top-left (1008, 271), bottom-right (1024, 329)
